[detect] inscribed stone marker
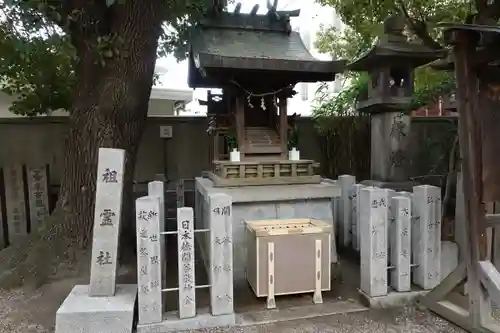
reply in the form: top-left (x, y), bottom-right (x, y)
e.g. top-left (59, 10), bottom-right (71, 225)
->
top-left (359, 187), bottom-right (388, 297)
top-left (26, 165), bottom-right (50, 232)
top-left (412, 185), bottom-right (441, 289)
top-left (209, 193), bottom-right (233, 316)
top-left (177, 179), bottom-right (185, 208)
top-left (148, 181), bottom-right (166, 288)
top-left (386, 189), bottom-right (395, 261)
top-left (350, 184), bottom-right (364, 251)
top-left (338, 175), bottom-right (355, 248)
top-left (136, 196), bottom-right (163, 324)
top-left (177, 207), bottom-right (196, 319)
top-left (89, 148), bottom-right (125, 297)
top-left (330, 198), bottom-right (338, 263)
top-left (390, 196), bottom-right (411, 292)
top-left (3, 164), bottom-right (27, 243)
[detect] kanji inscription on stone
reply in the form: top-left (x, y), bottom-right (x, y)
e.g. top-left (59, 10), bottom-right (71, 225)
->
top-left (177, 207), bottom-right (196, 319)
top-left (89, 148), bottom-right (125, 297)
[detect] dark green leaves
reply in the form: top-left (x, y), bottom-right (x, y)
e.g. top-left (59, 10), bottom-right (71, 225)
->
top-left (313, 0), bottom-right (466, 121)
top-left (0, 0), bottom-right (214, 116)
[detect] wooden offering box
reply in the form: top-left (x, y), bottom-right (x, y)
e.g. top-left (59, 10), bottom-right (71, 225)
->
top-left (245, 219), bottom-right (332, 309)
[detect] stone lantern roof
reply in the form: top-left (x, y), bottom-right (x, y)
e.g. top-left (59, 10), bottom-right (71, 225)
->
top-left (347, 16), bottom-right (443, 72)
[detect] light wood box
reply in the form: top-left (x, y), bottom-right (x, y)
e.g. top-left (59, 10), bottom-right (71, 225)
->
top-left (245, 218), bottom-right (332, 298)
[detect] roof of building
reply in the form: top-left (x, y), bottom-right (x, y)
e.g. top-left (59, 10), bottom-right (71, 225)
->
top-left (188, 10), bottom-right (346, 88)
top-left (150, 87), bottom-right (193, 102)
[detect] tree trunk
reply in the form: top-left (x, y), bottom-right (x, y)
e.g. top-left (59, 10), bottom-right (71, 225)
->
top-left (0, 0), bottom-right (166, 288)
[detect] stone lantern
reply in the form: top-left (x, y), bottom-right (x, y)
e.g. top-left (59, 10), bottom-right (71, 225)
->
top-left (441, 93), bottom-right (457, 113)
top-left (347, 15), bottom-right (442, 189)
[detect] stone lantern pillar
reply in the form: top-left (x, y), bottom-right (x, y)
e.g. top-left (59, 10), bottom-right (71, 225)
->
top-left (347, 15), bottom-right (442, 190)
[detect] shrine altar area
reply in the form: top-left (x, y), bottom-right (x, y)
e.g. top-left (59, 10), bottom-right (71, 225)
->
top-left (194, 176), bottom-right (341, 285)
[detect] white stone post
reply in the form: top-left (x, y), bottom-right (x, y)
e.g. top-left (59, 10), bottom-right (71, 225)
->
top-left (89, 148), bottom-right (125, 297)
top-left (349, 184), bottom-right (364, 251)
top-left (338, 175), bottom-right (355, 248)
top-left (331, 197), bottom-right (339, 236)
top-left (177, 207), bottom-right (196, 319)
top-left (330, 198), bottom-right (339, 263)
top-left (136, 196), bottom-right (163, 324)
top-left (412, 185), bottom-right (442, 289)
top-left (148, 181), bottom-right (166, 286)
top-left (390, 196), bottom-right (412, 292)
top-left (209, 193), bottom-right (234, 316)
top-left (3, 164), bottom-right (28, 243)
top-left (359, 187), bottom-right (388, 297)
top-left (26, 165), bottom-right (50, 232)
top-left (386, 189), bottom-right (395, 254)
top-left (177, 179), bottom-right (185, 208)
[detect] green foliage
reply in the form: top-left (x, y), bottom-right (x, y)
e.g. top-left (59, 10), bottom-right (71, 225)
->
top-left (410, 68), bottom-right (456, 111)
top-left (0, 0), bottom-right (210, 116)
top-left (313, 0), bottom-right (469, 120)
top-left (313, 74), bottom-right (368, 133)
top-left (225, 134), bottom-right (237, 150)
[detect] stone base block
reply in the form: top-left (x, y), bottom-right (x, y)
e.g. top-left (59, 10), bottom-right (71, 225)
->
top-left (136, 308), bottom-right (235, 333)
top-left (360, 180), bottom-right (415, 192)
top-left (440, 241), bottom-right (459, 281)
top-left (358, 289), bottom-right (428, 308)
top-left (55, 284), bottom-right (137, 333)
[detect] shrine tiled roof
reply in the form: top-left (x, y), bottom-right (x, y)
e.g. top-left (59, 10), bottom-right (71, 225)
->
top-left (188, 11), bottom-right (346, 87)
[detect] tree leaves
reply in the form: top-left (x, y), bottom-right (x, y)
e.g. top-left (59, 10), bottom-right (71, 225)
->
top-left (0, 0), bottom-right (210, 116)
top-left (313, 0), bottom-right (467, 120)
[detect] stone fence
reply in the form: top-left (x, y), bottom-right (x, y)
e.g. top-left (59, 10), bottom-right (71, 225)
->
top-left (335, 175), bottom-right (447, 299)
top-left (134, 182), bottom-right (235, 332)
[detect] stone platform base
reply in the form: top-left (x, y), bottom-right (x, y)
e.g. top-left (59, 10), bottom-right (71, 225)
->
top-left (55, 284), bottom-right (137, 333)
top-left (195, 177), bottom-right (341, 285)
top-left (136, 309), bottom-right (235, 333)
top-left (358, 289), bottom-right (429, 308)
top-left (360, 180), bottom-right (415, 192)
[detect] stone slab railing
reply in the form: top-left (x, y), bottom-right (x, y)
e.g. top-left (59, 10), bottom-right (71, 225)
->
top-left (336, 175), bottom-right (442, 297)
top-left (135, 183), bottom-right (234, 331)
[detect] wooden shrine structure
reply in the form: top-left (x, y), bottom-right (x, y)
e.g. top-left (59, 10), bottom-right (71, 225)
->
top-left (188, 1), bottom-right (345, 187)
top-left (421, 23), bottom-right (500, 332)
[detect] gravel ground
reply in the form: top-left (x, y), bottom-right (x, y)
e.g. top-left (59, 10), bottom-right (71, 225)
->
top-left (181, 307), bottom-right (466, 333)
top-left (0, 277), bottom-right (468, 333)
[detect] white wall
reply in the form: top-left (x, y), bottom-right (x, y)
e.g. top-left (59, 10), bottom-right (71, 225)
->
top-left (0, 88), bottom-right (193, 118)
top-left (289, 0), bottom-right (345, 115)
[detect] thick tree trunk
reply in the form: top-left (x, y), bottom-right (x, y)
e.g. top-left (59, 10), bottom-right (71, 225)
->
top-left (0, 0), bottom-right (166, 288)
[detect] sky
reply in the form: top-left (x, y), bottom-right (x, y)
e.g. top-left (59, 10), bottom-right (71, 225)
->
top-left (154, 0), bottom-right (337, 90)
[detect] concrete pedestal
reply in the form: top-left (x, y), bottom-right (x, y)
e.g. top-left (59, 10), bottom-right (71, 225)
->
top-left (55, 284), bottom-right (137, 333)
top-left (195, 177), bottom-right (341, 286)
